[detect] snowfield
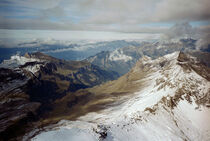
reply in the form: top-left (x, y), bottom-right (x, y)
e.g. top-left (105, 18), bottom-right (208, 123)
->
top-left (29, 52), bottom-right (210, 141)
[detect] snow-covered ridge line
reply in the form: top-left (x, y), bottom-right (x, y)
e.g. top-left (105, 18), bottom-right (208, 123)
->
top-left (0, 54), bottom-right (40, 68)
top-left (0, 54), bottom-right (44, 74)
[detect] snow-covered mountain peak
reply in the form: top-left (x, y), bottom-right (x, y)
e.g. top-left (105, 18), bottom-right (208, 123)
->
top-left (0, 53), bottom-right (46, 74)
top-left (163, 51), bottom-right (179, 60)
top-left (133, 51), bottom-right (205, 76)
top-left (109, 49), bottom-right (132, 62)
top-left (0, 54), bottom-right (40, 69)
top-left (130, 52), bottom-right (179, 74)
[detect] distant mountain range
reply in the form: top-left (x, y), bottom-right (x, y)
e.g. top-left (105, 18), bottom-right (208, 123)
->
top-left (1, 38), bottom-right (209, 78)
top-left (87, 38), bottom-right (210, 76)
top-left (0, 40), bottom-right (141, 62)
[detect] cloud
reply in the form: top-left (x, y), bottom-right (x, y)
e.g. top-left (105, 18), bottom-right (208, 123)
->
top-left (162, 22), bottom-right (198, 40)
top-left (196, 34), bottom-right (210, 51)
top-left (77, 0), bottom-right (210, 24)
top-left (0, 0), bottom-right (61, 10)
top-left (0, 0), bottom-right (210, 32)
top-left (161, 21), bottom-right (210, 41)
top-left (0, 29), bottom-right (161, 47)
top-left (41, 6), bottom-right (66, 18)
top-left (154, 0), bottom-right (210, 22)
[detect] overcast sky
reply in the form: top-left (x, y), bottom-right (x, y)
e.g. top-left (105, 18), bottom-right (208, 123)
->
top-left (0, 0), bottom-right (210, 33)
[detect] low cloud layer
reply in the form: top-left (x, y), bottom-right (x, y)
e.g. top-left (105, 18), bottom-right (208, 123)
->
top-left (162, 22), bottom-right (199, 40)
top-left (196, 34), bottom-right (210, 51)
top-left (0, 0), bottom-right (210, 32)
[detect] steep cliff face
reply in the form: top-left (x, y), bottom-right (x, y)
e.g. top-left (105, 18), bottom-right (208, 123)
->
top-left (0, 67), bottom-right (41, 140)
top-left (30, 52), bottom-right (210, 141)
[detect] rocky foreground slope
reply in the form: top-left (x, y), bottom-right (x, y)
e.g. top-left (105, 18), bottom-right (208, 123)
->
top-left (0, 52), bottom-right (118, 140)
top-left (29, 52), bottom-right (210, 141)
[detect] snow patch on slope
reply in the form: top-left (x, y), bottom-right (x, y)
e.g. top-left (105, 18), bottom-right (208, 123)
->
top-left (109, 49), bottom-right (132, 62)
top-left (173, 99), bottom-right (210, 140)
top-left (23, 64), bottom-right (42, 74)
top-left (31, 125), bottom-right (98, 141)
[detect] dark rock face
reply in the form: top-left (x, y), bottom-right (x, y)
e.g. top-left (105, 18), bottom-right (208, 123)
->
top-left (0, 68), bottom-right (25, 84)
top-left (177, 52), bottom-right (191, 62)
top-left (177, 52), bottom-right (210, 81)
top-left (0, 68), bottom-right (41, 140)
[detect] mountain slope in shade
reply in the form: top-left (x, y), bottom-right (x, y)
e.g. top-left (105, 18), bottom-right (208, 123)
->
top-left (0, 52), bottom-right (119, 140)
top-left (86, 46), bottom-right (143, 75)
top-left (30, 52), bottom-right (210, 141)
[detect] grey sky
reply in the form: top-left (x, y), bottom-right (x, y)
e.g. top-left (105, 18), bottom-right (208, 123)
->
top-left (0, 0), bottom-right (210, 33)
